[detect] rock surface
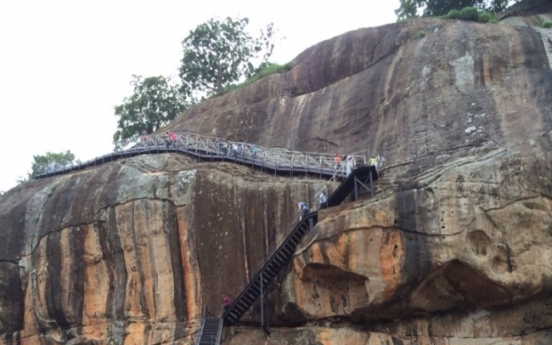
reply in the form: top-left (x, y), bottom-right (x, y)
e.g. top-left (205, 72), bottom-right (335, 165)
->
top-left (0, 155), bottom-right (325, 344)
top-left (2, 8), bottom-right (552, 345)
top-left (170, 14), bottom-right (552, 184)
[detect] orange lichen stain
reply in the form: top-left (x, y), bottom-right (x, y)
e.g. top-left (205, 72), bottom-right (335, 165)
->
top-left (124, 322), bottom-right (145, 345)
top-left (134, 201), bottom-right (156, 320)
top-left (482, 56), bottom-right (491, 85)
top-left (292, 256), bottom-right (304, 278)
top-left (20, 333), bottom-right (43, 345)
top-left (33, 238), bottom-right (50, 332)
top-left (20, 280), bottom-right (39, 344)
top-left (82, 225), bottom-right (108, 338)
top-left (374, 208), bottom-right (391, 225)
top-left (323, 234), bottom-right (348, 269)
top-left (315, 328), bottom-right (331, 345)
top-left (117, 203), bottom-right (145, 318)
top-left (379, 229), bottom-right (405, 300)
top-left (150, 233), bottom-right (175, 320)
top-left (60, 229), bottom-right (74, 322)
top-left (310, 243), bottom-right (324, 264)
top-left (81, 322), bottom-right (108, 341)
top-left (293, 270), bottom-right (307, 309)
top-left (177, 207), bottom-right (200, 321)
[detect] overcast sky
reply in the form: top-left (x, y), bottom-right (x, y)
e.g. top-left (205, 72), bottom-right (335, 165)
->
top-left (0, 0), bottom-right (399, 192)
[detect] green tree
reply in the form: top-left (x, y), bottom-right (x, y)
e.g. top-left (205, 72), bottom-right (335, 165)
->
top-left (21, 150), bottom-right (79, 181)
top-left (395, 0), bottom-right (517, 19)
top-left (113, 75), bottom-right (188, 149)
top-left (179, 17), bottom-right (276, 97)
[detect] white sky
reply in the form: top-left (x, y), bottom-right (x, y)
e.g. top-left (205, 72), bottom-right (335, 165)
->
top-left (0, 0), bottom-right (399, 192)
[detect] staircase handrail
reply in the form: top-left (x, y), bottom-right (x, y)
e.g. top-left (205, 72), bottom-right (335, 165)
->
top-left (215, 318), bottom-right (224, 344)
top-left (195, 306), bottom-right (208, 345)
top-left (220, 166), bottom-right (377, 325)
top-left (222, 211), bottom-right (318, 322)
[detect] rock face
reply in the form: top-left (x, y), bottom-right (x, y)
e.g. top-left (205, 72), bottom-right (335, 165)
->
top-left (171, 14), bottom-right (552, 183)
top-left (0, 155), bottom-right (325, 344)
top-left (2, 8), bottom-right (552, 345)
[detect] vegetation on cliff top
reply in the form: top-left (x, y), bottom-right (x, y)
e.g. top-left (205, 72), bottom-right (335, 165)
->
top-left (112, 16), bottom-right (284, 149)
top-left (395, 0), bottom-right (520, 20)
top-left (179, 17), bottom-right (277, 98)
top-left (217, 61), bottom-right (294, 96)
top-left (18, 150), bottom-right (80, 182)
top-left (440, 6), bottom-right (499, 23)
top-left (112, 75), bottom-right (189, 150)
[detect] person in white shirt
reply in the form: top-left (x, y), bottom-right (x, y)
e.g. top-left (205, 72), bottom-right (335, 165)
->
top-left (319, 191), bottom-right (327, 209)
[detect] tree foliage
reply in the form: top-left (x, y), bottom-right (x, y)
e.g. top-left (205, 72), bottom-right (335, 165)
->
top-left (23, 150), bottom-right (79, 181)
top-left (179, 17), bottom-right (276, 97)
top-left (395, 0), bottom-right (517, 19)
top-left (113, 75), bottom-right (188, 149)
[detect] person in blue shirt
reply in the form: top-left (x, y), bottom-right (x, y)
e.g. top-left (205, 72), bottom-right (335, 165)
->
top-left (298, 201), bottom-right (309, 221)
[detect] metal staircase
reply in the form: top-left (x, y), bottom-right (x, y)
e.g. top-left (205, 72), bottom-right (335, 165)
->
top-left (222, 165), bottom-right (378, 327)
top-left (196, 319), bottom-right (222, 345)
top-left (194, 165), bottom-right (378, 344)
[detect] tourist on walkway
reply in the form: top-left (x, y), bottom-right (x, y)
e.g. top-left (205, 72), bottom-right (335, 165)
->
top-left (169, 131), bottom-right (178, 147)
top-left (252, 145), bottom-right (258, 158)
top-left (163, 132), bottom-right (172, 148)
top-left (334, 154), bottom-right (342, 172)
top-left (369, 156), bottom-right (377, 170)
top-left (140, 131), bottom-right (148, 148)
top-left (232, 143), bottom-right (238, 158)
top-left (238, 140), bottom-right (244, 157)
top-left (298, 201), bottom-right (309, 221)
top-left (221, 142), bottom-right (228, 156)
top-left (319, 191), bottom-right (327, 209)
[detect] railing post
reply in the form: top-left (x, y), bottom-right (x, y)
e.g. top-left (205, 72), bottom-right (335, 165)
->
top-left (354, 176), bottom-right (359, 201)
top-left (369, 169), bottom-right (374, 198)
top-left (260, 273), bottom-right (264, 328)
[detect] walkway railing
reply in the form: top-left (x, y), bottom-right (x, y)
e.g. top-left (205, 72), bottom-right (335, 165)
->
top-left (33, 132), bottom-right (370, 180)
top-left (140, 132), bottom-right (366, 174)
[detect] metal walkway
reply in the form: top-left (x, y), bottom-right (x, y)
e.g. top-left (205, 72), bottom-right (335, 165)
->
top-left (194, 166), bottom-right (378, 344)
top-left (34, 132), bottom-right (369, 181)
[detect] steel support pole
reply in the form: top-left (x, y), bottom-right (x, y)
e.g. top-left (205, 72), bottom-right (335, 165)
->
top-left (264, 289), bottom-right (270, 335)
top-left (260, 273), bottom-right (264, 331)
top-left (370, 169), bottom-right (374, 198)
top-left (354, 177), bottom-right (359, 201)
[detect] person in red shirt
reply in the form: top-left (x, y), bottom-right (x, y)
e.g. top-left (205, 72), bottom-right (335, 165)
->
top-left (223, 295), bottom-right (232, 312)
top-left (169, 131), bottom-right (178, 147)
top-left (334, 154), bottom-right (342, 172)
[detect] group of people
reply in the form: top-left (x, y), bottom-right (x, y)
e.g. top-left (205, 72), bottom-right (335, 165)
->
top-left (333, 153), bottom-right (357, 177)
top-left (139, 132), bottom-right (383, 177)
top-left (140, 131), bottom-right (178, 149)
top-left (216, 137), bottom-right (258, 159)
top-left (334, 153), bottom-right (380, 177)
top-left (297, 187), bottom-right (328, 222)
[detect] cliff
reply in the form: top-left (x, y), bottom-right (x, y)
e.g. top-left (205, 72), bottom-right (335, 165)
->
top-left (2, 9), bottom-right (552, 345)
